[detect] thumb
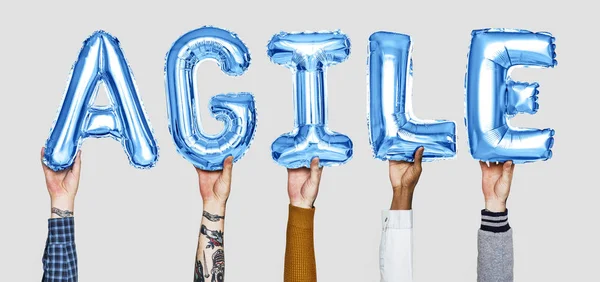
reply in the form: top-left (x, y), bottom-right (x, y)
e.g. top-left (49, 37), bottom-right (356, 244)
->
top-left (413, 147), bottom-right (424, 171)
top-left (71, 151), bottom-right (82, 176)
top-left (309, 157), bottom-right (322, 185)
top-left (40, 147), bottom-right (52, 174)
top-left (501, 161), bottom-right (514, 184)
top-left (221, 156), bottom-right (234, 185)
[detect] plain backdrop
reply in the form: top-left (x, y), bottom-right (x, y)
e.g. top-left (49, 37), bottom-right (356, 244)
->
top-left (0, 0), bottom-right (597, 281)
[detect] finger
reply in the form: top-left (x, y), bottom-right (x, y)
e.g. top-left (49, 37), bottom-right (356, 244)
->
top-left (479, 160), bottom-right (493, 170)
top-left (501, 161), bottom-right (514, 182)
top-left (310, 157), bottom-right (322, 184)
top-left (40, 147), bottom-right (51, 174)
top-left (413, 147), bottom-right (424, 170)
top-left (479, 161), bottom-right (487, 169)
top-left (221, 156), bottom-right (234, 184)
top-left (40, 147), bottom-right (48, 165)
top-left (71, 151), bottom-right (82, 175)
top-left (389, 160), bottom-right (409, 170)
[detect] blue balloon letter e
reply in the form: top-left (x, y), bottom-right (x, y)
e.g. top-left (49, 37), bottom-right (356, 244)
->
top-left (43, 31), bottom-right (159, 171)
top-left (465, 29), bottom-right (556, 164)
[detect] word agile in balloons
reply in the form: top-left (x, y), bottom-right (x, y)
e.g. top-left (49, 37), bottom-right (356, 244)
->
top-left (465, 28), bottom-right (557, 164)
top-left (43, 27), bottom-right (557, 171)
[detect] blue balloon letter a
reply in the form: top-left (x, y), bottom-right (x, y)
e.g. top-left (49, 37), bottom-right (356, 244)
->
top-left (368, 32), bottom-right (456, 162)
top-left (44, 31), bottom-right (159, 171)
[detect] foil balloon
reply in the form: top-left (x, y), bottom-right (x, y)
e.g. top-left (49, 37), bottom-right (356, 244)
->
top-left (43, 31), bottom-right (159, 171)
top-left (465, 28), bottom-right (557, 163)
top-left (165, 26), bottom-right (257, 171)
top-left (267, 31), bottom-right (353, 168)
top-left (368, 31), bottom-right (456, 162)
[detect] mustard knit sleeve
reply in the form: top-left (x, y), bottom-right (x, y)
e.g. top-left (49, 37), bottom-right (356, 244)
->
top-left (284, 204), bottom-right (317, 282)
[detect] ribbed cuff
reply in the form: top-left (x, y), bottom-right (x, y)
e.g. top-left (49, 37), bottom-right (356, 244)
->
top-left (480, 209), bottom-right (510, 233)
top-left (288, 205), bottom-right (315, 229)
top-left (48, 217), bottom-right (75, 244)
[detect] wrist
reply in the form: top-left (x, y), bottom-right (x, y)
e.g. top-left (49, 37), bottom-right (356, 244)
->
top-left (485, 200), bottom-right (506, 212)
top-left (290, 200), bottom-right (313, 209)
top-left (50, 196), bottom-right (75, 218)
top-left (203, 200), bottom-right (226, 213)
top-left (391, 190), bottom-right (413, 210)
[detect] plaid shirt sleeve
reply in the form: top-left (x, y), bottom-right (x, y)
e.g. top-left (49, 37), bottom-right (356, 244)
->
top-left (42, 217), bottom-right (78, 282)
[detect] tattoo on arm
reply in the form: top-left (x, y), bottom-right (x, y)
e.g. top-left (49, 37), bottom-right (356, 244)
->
top-left (197, 218), bottom-right (225, 281)
top-left (194, 259), bottom-right (205, 282)
top-left (211, 249), bottom-right (225, 282)
top-left (51, 207), bottom-right (73, 218)
top-left (203, 211), bottom-right (224, 222)
top-left (195, 249), bottom-right (224, 282)
top-left (200, 225), bottom-right (224, 249)
top-left (203, 250), bottom-right (210, 279)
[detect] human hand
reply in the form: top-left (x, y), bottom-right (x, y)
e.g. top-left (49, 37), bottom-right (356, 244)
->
top-left (40, 147), bottom-right (81, 218)
top-left (389, 147), bottom-right (424, 210)
top-left (480, 161), bottom-right (515, 212)
top-left (287, 158), bottom-right (323, 209)
top-left (196, 156), bottom-right (234, 209)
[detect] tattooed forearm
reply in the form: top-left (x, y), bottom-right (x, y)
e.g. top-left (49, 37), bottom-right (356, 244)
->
top-left (203, 211), bottom-right (225, 222)
top-left (197, 211), bottom-right (225, 281)
top-left (51, 207), bottom-right (74, 218)
top-left (211, 249), bottom-right (225, 282)
top-left (200, 225), bottom-right (224, 249)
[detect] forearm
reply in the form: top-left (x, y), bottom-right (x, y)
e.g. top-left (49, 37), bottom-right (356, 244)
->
top-left (284, 204), bottom-right (316, 282)
top-left (477, 209), bottom-right (513, 282)
top-left (195, 202), bottom-right (226, 282)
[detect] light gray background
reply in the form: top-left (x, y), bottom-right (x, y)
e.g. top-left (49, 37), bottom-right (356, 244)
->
top-left (1, 0), bottom-right (597, 281)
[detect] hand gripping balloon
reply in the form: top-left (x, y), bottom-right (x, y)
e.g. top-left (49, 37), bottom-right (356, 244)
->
top-left (43, 31), bottom-right (159, 171)
top-left (267, 30), bottom-right (353, 168)
top-left (465, 28), bottom-right (557, 163)
top-left (368, 31), bottom-right (456, 162)
top-left (165, 26), bottom-right (257, 171)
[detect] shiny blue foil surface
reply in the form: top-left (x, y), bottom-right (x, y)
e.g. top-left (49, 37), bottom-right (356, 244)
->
top-left (267, 31), bottom-right (353, 168)
top-left (44, 31), bottom-right (159, 171)
top-left (368, 31), bottom-right (456, 162)
top-left (165, 26), bottom-right (257, 171)
top-left (465, 28), bottom-right (557, 163)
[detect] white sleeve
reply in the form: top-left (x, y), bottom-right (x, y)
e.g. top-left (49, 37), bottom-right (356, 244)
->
top-left (380, 210), bottom-right (413, 282)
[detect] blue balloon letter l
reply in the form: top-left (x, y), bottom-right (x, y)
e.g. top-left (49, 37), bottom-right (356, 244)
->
top-left (368, 32), bottom-right (456, 162)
